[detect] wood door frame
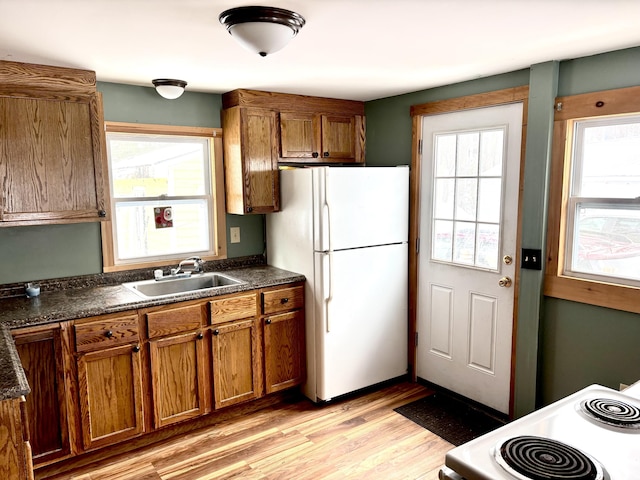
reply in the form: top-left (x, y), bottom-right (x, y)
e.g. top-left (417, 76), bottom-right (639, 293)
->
top-left (408, 86), bottom-right (529, 417)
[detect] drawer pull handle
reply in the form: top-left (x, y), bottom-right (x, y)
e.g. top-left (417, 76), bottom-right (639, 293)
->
top-left (213, 329), bottom-right (220, 336)
top-left (265, 318), bottom-right (272, 325)
top-left (280, 298), bottom-right (289, 304)
top-left (197, 332), bottom-right (204, 340)
top-left (132, 345), bottom-right (140, 353)
top-left (105, 330), bottom-right (113, 338)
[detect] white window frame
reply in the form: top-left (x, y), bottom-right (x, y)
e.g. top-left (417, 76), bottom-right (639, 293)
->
top-left (101, 122), bottom-right (226, 272)
top-left (563, 114), bottom-right (640, 287)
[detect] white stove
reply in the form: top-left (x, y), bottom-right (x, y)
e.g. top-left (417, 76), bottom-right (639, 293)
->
top-left (439, 382), bottom-right (640, 480)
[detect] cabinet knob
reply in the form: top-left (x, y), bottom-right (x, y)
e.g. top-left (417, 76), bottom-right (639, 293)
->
top-left (246, 206), bottom-right (253, 213)
top-left (105, 330), bottom-right (113, 338)
top-left (132, 345), bottom-right (140, 353)
top-left (323, 151), bottom-right (330, 157)
top-left (312, 152), bottom-right (319, 158)
top-left (265, 318), bottom-right (272, 325)
top-left (98, 209), bottom-right (107, 217)
top-left (280, 298), bottom-right (289, 304)
top-left (213, 329), bottom-right (220, 336)
top-left (197, 332), bottom-right (204, 340)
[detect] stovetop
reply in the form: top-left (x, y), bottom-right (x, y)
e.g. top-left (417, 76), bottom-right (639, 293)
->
top-left (444, 384), bottom-right (640, 480)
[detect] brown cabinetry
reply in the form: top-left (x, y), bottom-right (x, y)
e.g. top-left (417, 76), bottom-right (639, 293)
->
top-left (210, 292), bottom-right (262, 408)
top-left (221, 89), bottom-right (365, 214)
top-left (221, 106), bottom-right (280, 214)
top-left (145, 303), bottom-right (208, 428)
top-left (12, 325), bottom-right (72, 467)
top-left (74, 313), bottom-right (144, 450)
top-left (261, 285), bottom-right (305, 394)
top-left (0, 60), bottom-right (108, 226)
top-left (280, 112), bottom-right (364, 163)
top-left (0, 397), bottom-right (33, 480)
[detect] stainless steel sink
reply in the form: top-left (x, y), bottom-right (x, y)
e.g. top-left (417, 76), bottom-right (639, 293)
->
top-left (123, 272), bottom-right (245, 299)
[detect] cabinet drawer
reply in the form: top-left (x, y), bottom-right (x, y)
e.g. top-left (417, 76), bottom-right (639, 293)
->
top-left (74, 314), bottom-right (139, 353)
top-left (262, 285), bottom-right (304, 315)
top-left (210, 293), bottom-right (257, 325)
top-left (147, 304), bottom-right (204, 338)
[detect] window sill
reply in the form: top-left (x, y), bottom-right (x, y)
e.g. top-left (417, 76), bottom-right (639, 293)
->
top-left (543, 274), bottom-right (640, 314)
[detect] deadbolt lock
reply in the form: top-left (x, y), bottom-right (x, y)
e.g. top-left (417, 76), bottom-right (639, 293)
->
top-left (503, 255), bottom-right (513, 265)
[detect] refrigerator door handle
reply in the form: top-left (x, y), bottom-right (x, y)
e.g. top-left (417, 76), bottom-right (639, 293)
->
top-left (322, 199), bottom-right (331, 252)
top-left (322, 252), bottom-right (333, 332)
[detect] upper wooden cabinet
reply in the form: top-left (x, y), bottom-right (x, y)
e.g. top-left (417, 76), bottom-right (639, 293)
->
top-left (221, 106), bottom-right (280, 214)
top-left (280, 112), bottom-right (364, 163)
top-left (0, 60), bottom-right (108, 226)
top-left (221, 89), bottom-right (365, 214)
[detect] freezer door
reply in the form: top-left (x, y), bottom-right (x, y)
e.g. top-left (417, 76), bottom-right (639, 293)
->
top-left (313, 166), bottom-right (409, 252)
top-left (314, 243), bottom-right (408, 401)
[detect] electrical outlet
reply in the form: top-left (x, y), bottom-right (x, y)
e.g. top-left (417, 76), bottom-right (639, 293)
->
top-left (230, 227), bottom-right (241, 244)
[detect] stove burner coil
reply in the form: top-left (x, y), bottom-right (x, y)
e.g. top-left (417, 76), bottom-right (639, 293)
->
top-left (581, 397), bottom-right (640, 428)
top-left (495, 436), bottom-right (603, 480)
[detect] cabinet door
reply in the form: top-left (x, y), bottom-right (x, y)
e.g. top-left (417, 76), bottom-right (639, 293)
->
top-left (76, 344), bottom-right (144, 450)
top-left (279, 112), bottom-right (321, 159)
top-left (222, 106), bottom-right (280, 214)
top-left (263, 310), bottom-right (305, 394)
top-left (0, 397), bottom-right (33, 480)
top-left (13, 328), bottom-right (72, 466)
top-left (211, 319), bottom-right (262, 409)
top-left (149, 331), bottom-right (207, 428)
top-left (320, 114), bottom-right (357, 160)
top-left (0, 94), bottom-right (107, 224)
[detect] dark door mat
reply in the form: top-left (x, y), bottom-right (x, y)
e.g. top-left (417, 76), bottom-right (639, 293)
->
top-left (394, 392), bottom-right (507, 445)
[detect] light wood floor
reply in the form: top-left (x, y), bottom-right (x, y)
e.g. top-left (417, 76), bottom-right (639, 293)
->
top-left (44, 382), bottom-right (453, 480)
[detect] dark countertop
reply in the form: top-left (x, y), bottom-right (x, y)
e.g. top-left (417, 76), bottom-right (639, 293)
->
top-left (0, 263), bottom-right (304, 401)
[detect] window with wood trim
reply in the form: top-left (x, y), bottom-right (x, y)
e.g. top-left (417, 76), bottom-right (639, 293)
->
top-left (545, 85), bottom-right (640, 313)
top-left (101, 122), bottom-right (226, 272)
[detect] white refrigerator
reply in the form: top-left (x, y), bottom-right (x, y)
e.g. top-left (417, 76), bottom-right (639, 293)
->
top-left (266, 166), bottom-right (409, 402)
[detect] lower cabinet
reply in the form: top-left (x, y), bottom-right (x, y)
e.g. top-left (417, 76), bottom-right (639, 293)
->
top-left (12, 325), bottom-right (72, 466)
top-left (74, 313), bottom-right (144, 450)
top-left (264, 309), bottom-right (305, 394)
top-left (10, 281), bottom-right (305, 474)
top-left (146, 303), bottom-right (208, 428)
top-left (211, 318), bottom-right (263, 409)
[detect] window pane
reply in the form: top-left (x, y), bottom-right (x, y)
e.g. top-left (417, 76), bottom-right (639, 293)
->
top-left (456, 132), bottom-right (479, 176)
top-left (477, 178), bottom-right (501, 223)
top-left (455, 178), bottom-right (477, 221)
top-left (434, 178), bottom-right (455, 219)
top-left (575, 117), bottom-right (640, 198)
top-left (571, 206), bottom-right (640, 283)
top-left (432, 220), bottom-right (453, 262)
top-left (453, 221), bottom-right (476, 265)
top-left (476, 223), bottom-right (499, 270)
top-left (479, 129), bottom-right (504, 176)
top-left (109, 136), bottom-right (209, 198)
top-left (115, 200), bottom-right (210, 260)
top-left (435, 134), bottom-right (456, 177)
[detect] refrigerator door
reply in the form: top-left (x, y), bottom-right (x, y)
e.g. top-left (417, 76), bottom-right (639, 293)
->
top-left (314, 242), bottom-right (408, 401)
top-left (313, 166), bottom-right (409, 252)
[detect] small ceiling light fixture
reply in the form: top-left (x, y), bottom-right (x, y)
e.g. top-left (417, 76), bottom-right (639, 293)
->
top-left (152, 79), bottom-right (187, 99)
top-left (219, 6), bottom-right (305, 57)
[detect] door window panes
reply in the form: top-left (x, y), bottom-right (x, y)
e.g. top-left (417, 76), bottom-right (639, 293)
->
top-left (431, 128), bottom-right (505, 270)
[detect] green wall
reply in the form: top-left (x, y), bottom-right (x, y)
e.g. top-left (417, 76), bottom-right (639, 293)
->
top-left (365, 46), bottom-right (640, 412)
top-left (0, 82), bottom-right (264, 285)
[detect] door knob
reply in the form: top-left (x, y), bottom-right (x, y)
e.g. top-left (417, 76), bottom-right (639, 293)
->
top-left (498, 276), bottom-right (513, 288)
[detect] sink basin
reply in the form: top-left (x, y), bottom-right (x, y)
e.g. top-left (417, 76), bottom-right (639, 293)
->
top-left (123, 272), bottom-right (245, 299)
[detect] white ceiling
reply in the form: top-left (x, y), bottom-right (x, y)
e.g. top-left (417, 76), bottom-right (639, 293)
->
top-left (2, 0), bottom-right (640, 102)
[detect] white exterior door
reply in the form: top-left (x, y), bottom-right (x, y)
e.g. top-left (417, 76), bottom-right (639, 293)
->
top-left (417, 103), bottom-right (523, 414)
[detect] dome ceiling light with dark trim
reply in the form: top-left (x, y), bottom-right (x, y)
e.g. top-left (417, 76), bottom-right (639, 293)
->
top-left (152, 79), bottom-right (188, 99)
top-left (219, 6), bottom-right (306, 57)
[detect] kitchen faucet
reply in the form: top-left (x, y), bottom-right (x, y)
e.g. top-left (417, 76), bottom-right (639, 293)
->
top-left (173, 256), bottom-right (205, 275)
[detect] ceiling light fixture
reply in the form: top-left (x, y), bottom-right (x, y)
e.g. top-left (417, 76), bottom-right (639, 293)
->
top-left (152, 79), bottom-right (187, 99)
top-left (219, 6), bottom-right (305, 57)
